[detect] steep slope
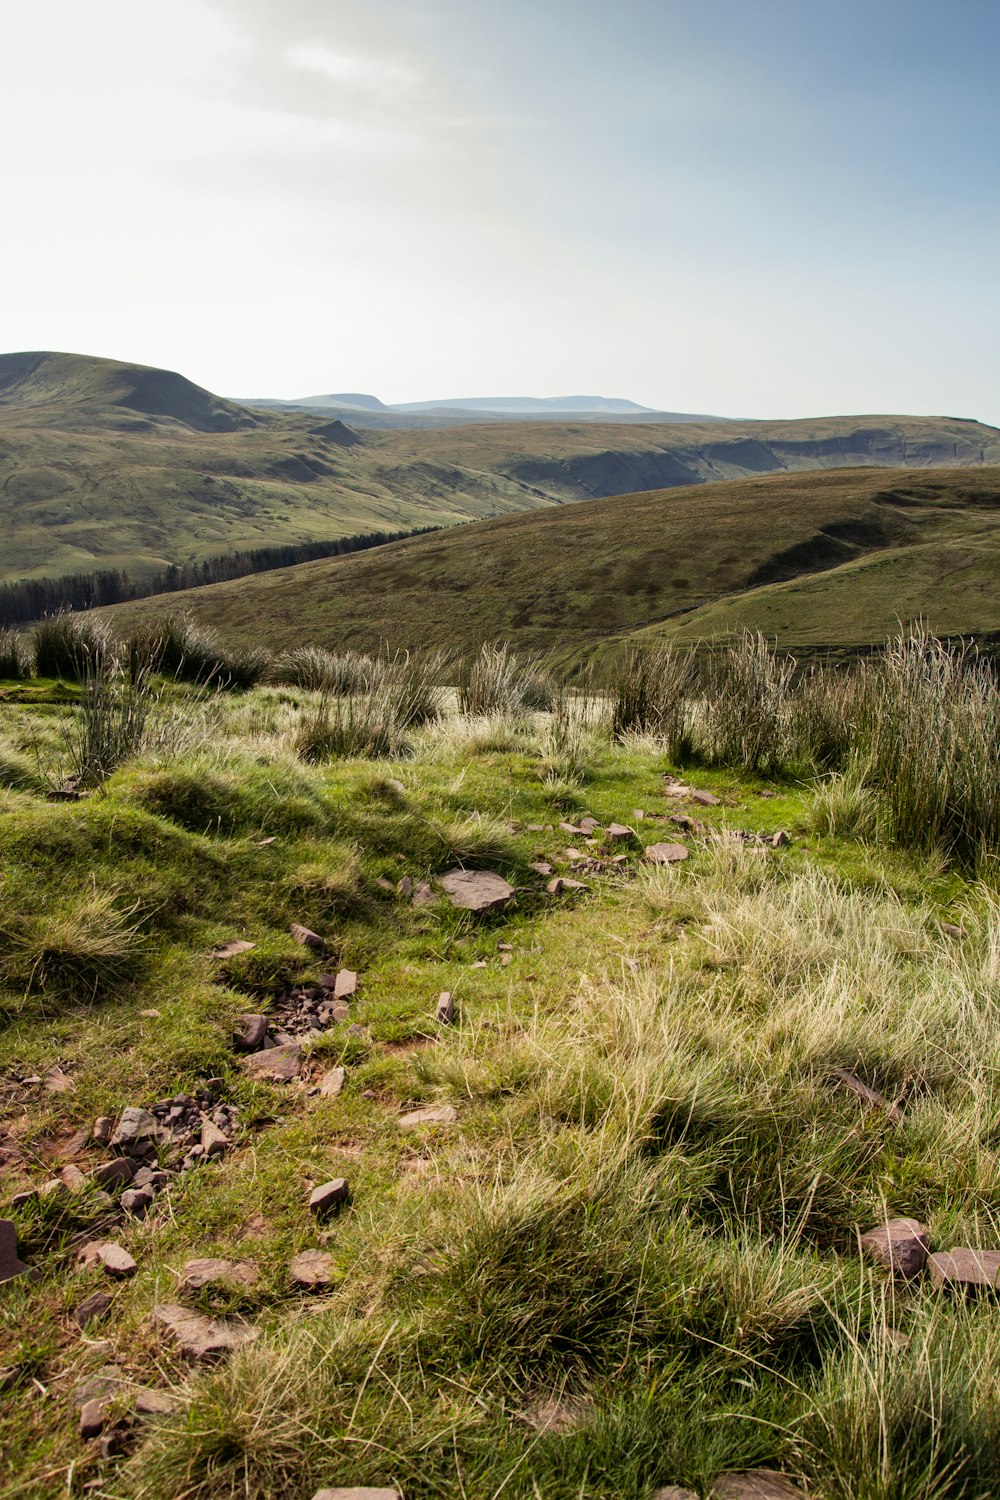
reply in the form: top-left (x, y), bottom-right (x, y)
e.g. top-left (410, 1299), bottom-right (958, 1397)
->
top-left (3, 351), bottom-right (999, 583)
top-left (100, 466), bottom-right (1000, 659)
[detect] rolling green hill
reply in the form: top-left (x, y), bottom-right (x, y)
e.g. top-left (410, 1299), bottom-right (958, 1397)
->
top-left (3, 351), bottom-right (999, 584)
top-left (100, 465), bottom-right (1000, 661)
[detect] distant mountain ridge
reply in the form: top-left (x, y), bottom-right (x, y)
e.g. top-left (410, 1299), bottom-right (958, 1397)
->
top-left (245, 390), bottom-right (722, 426)
top-left (2, 348), bottom-right (999, 587)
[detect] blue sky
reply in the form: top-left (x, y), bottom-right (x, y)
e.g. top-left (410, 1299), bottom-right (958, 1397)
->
top-left (1, 0), bottom-right (997, 418)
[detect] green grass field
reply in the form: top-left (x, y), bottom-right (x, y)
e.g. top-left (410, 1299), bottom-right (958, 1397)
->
top-left (2, 649), bottom-right (1000, 1498)
top-left (99, 466), bottom-right (1000, 662)
top-left (3, 352), bottom-right (999, 583)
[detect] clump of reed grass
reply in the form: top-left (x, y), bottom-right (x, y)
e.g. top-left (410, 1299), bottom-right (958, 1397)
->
top-left (67, 659), bottom-right (158, 789)
top-left (702, 630), bottom-right (795, 772)
top-left (123, 613), bottom-right (269, 689)
top-left (32, 613), bottom-right (113, 681)
top-left (269, 646), bottom-right (377, 694)
top-left (296, 682), bottom-right (407, 761)
top-left (458, 643), bottom-right (558, 716)
top-left (0, 628), bottom-right (30, 680)
top-left (611, 642), bottom-right (696, 754)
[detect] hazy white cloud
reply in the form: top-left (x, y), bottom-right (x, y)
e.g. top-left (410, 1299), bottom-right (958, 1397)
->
top-left (0, 0), bottom-right (996, 419)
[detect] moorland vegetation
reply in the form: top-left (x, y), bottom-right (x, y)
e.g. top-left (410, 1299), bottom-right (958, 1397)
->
top-left (1, 617), bottom-right (999, 1498)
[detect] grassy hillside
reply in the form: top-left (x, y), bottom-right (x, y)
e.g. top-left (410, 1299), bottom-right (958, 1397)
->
top-left (3, 352), bottom-right (999, 584)
top-left (2, 652), bottom-right (1000, 1498)
top-left (101, 466), bottom-right (1000, 660)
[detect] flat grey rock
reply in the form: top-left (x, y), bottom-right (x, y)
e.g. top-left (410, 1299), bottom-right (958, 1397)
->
top-left (179, 1257), bottom-right (259, 1293)
top-left (319, 1067), bottom-right (346, 1099)
top-left (79, 1398), bottom-right (105, 1439)
top-left (436, 991), bottom-right (454, 1024)
top-left (652, 1489), bottom-right (699, 1500)
top-left (311, 1489), bottom-right (402, 1499)
top-left (398, 1105), bottom-right (457, 1130)
top-left (334, 970), bottom-right (358, 999)
top-left (290, 1249), bottom-right (335, 1288)
top-left (133, 1386), bottom-right (180, 1415)
top-left (200, 1118), bottom-right (229, 1156)
top-left (110, 1107), bottom-right (157, 1149)
top-left (242, 1041), bottom-right (303, 1082)
top-left (152, 1302), bottom-right (259, 1360)
top-left (233, 1014), bottom-right (269, 1050)
top-left (309, 1180), bottom-right (349, 1219)
top-left (75, 1291), bottom-right (113, 1327)
top-left (645, 842), bottom-right (689, 864)
top-left (290, 922), bottom-right (325, 950)
top-left (79, 1242), bottom-right (137, 1279)
top-left (713, 1471), bottom-right (806, 1499)
top-left (437, 869), bottom-right (514, 913)
top-left (929, 1248), bottom-right (1000, 1292)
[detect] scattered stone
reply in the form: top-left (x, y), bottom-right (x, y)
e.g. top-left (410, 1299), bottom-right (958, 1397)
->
top-left (397, 876), bottom-right (413, 898)
top-left (436, 991), bottom-right (455, 1024)
top-left (663, 780), bottom-right (692, 798)
top-left (255, 836), bottom-right (278, 847)
top-left (546, 876), bottom-right (565, 894)
top-left (75, 1291), bottom-right (113, 1328)
top-left (289, 1248), bottom-right (335, 1289)
top-left (606, 823), bottom-right (633, 841)
top-left (940, 921), bottom-right (966, 940)
top-left (152, 1302), bottom-right (259, 1361)
top-left (564, 846), bottom-right (584, 860)
top-left (95, 1243), bottom-right (137, 1280)
top-left (291, 923), bottom-right (326, 951)
top-left (501, 952), bottom-right (512, 967)
top-left (309, 1179), bottom-right (349, 1218)
top-left (579, 816), bottom-right (600, 832)
top-left (242, 1041), bottom-right (303, 1083)
top-left (559, 821), bottom-right (583, 835)
top-left (233, 1014), bottom-right (269, 1051)
top-left (38, 1177), bottom-right (70, 1202)
top-left (437, 869), bottom-right (515, 913)
top-left (859, 1218), bottom-right (930, 1280)
top-left (120, 1188), bottom-right (154, 1216)
top-left (139, 1008), bottom-right (162, 1019)
top-left (44, 1065), bottom-right (74, 1093)
top-left (319, 1067), bottom-right (346, 1099)
top-left (670, 814), bottom-right (704, 833)
top-left (830, 1068), bottom-right (902, 1122)
top-left (60, 1164), bottom-right (88, 1191)
top-left (311, 1489), bottom-right (402, 1500)
top-left (200, 1119), bottom-right (229, 1157)
top-left (652, 1489), bottom-right (699, 1500)
top-left (771, 830), bottom-right (791, 847)
top-left (133, 1387), bottom-right (179, 1416)
top-left (74, 1367), bottom-right (121, 1405)
top-left (331, 1002), bottom-right (351, 1023)
top-left (471, 959), bottom-right (488, 969)
top-left (713, 1471), bottom-right (806, 1499)
top-left (79, 1398), bottom-right (105, 1440)
top-left (690, 789), bottom-right (721, 806)
top-left (928, 1248), bottom-right (1000, 1294)
top-left (179, 1257), bottom-right (259, 1293)
top-left (0, 1220), bottom-right (30, 1285)
top-left (375, 877), bottom-right (395, 893)
top-left (411, 881), bottom-right (435, 907)
top-left (92, 1116), bottom-right (114, 1146)
top-left (211, 939), bottom-right (256, 959)
top-left (110, 1107), bottom-right (158, 1151)
top-left (645, 842), bottom-right (689, 865)
top-left (398, 1104), bottom-right (458, 1130)
top-left (90, 1158), bottom-right (136, 1190)
top-left (99, 1426), bottom-right (129, 1459)
top-left (334, 970), bottom-right (358, 1000)
top-left (497, 942), bottom-right (512, 952)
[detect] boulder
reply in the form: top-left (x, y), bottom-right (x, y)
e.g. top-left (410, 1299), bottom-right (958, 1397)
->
top-left (713, 1472), bottom-right (806, 1499)
top-left (928, 1248), bottom-right (1000, 1293)
top-left (152, 1302), bottom-right (259, 1360)
top-left (242, 1041), bottom-right (303, 1083)
top-left (289, 1249), bottom-right (335, 1289)
top-left (437, 869), bottom-right (515, 913)
top-left (233, 1014), bottom-right (269, 1051)
top-left (859, 1218), bottom-right (929, 1279)
top-left (319, 1067), bottom-right (346, 1099)
top-left (645, 843), bottom-right (689, 865)
top-left (398, 1105), bottom-right (458, 1130)
top-left (0, 1220), bottom-right (30, 1285)
top-left (309, 1180), bottom-right (349, 1219)
top-left (436, 992), bottom-right (455, 1024)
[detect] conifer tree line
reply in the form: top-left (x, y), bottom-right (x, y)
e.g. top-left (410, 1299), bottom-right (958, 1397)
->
top-left (0, 526), bottom-right (439, 627)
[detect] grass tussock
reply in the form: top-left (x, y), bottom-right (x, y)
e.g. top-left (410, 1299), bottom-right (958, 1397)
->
top-left (611, 641), bottom-right (696, 753)
top-left (32, 612), bottom-right (113, 681)
top-left (123, 612), bottom-right (270, 689)
top-left (0, 627), bottom-right (30, 680)
top-left (0, 887), bottom-right (145, 1002)
top-left (269, 645), bottom-right (377, 694)
top-left (459, 642), bottom-right (558, 716)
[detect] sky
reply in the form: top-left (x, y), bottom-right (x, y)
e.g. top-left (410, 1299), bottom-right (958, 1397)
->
top-left (2, 0), bottom-right (998, 419)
